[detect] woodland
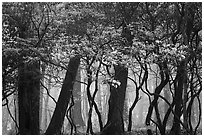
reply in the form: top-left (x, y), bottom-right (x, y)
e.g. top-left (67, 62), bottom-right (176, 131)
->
top-left (2, 2), bottom-right (202, 135)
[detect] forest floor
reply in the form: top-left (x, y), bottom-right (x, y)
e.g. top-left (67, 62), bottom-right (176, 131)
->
top-left (124, 128), bottom-right (202, 135)
top-left (71, 126), bottom-right (202, 135)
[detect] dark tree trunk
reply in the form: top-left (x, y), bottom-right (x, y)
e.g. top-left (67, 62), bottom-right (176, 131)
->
top-left (45, 56), bottom-right (80, 135)
top-left (170, 61), bottom-right (185, 135)
top-left (101, 65), bottom-right (128, 135)
top-left (18, 60), bottom-right (40, 135)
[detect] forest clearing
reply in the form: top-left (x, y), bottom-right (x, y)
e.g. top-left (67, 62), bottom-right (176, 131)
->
top-left (2, 2), bottom-right (202, 135)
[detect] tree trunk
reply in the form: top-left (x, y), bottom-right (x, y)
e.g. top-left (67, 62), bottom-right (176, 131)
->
top-left (45, 56), bottom-right (80, 135)
top-left (18, 60), bottom-right (40, 134)
top-left (170, 61), bottom-right (185, 134)
top-left (101, 65), bottom-right (128, 135)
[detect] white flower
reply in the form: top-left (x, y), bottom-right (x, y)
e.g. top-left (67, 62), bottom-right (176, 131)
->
top-left (111, 79), bottom-right (121, 88)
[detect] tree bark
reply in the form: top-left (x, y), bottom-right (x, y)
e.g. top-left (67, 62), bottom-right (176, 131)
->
top-left (101, 65), bottom-right (128, 135)
top-left (18, 60), bottom-right (40, 134)
top-left (45, 56), bottom-right (80, 135)
top-left (170, 61), bottom-right (185, 134)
